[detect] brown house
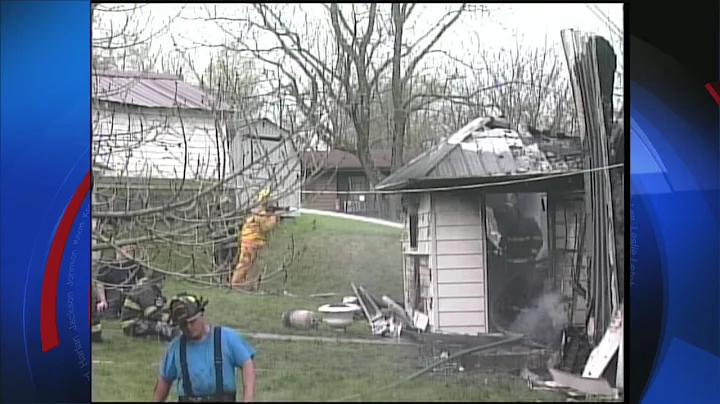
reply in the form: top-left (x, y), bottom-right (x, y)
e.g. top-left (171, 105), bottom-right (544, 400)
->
top-left (300, 149), bottom-right (420, 218)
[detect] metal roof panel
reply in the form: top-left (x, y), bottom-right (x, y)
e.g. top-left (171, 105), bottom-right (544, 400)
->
top-left (92, 70), bottom-right (232, 111)
top-left (376, 116), bottom-right (584, 190)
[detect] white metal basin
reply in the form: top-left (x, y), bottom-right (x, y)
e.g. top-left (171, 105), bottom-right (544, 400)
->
top-left (318, 303), bottom-right (360, 329)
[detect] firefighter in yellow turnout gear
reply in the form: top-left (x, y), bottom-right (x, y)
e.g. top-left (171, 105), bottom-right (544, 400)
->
top-left (231, 189), bottom-right (282, 291)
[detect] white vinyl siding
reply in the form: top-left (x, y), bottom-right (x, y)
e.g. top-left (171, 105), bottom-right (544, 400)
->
top-left (432, 193), bottom-right (488, 335)
top-left (93, 107), bottom-right (229, 180)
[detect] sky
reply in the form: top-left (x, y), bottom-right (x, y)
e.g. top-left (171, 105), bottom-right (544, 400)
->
top-left (93, 3), bottom-right (623, 80)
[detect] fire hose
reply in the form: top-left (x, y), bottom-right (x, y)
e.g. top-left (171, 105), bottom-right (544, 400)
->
top-left (328, 333), bottom-right (524, 402)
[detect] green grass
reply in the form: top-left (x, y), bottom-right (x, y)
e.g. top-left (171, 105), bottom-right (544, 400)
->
top-left (92, 214), bottom-right (562, 402)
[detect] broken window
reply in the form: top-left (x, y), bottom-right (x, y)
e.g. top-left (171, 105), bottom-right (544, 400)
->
top-left (409, 211), bottom-right (419, 249)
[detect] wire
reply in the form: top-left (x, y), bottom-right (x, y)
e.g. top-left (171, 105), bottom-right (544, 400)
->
top-left (300, 163), bottom-right (623, 195)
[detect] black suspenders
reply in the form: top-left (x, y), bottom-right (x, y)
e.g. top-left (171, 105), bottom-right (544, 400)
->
top-left (213, 327), bottom-right (225, 395)
top-left (179, 327), bottom-right (224, 399)
top-left (179, 336), bottom-right (193, 397)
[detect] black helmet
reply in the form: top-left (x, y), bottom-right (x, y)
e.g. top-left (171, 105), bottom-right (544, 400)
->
top-left (168, 293), bottom-right (208, 325)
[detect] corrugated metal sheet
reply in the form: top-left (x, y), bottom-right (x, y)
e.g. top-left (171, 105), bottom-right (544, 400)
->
top-left (376, 117), bottom-right (583, 190)
top-left (561, 29), bottom-right (619, 346)
top-left (92, 70), bottom-right (231, 111)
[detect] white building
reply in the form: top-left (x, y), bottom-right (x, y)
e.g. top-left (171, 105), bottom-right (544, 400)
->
top-left (92, 70), bottom-right (301, 210)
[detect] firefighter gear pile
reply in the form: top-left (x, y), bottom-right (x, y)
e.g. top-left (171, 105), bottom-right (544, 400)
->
top-left (230, 189), bottom-right (280, 290)
top-left (121, 278), bottom-right (178, 342)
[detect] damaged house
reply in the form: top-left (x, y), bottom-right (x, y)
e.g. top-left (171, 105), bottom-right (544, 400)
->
top-left (376, 116), bottom-right (588, 341)
top-left (370, 31), bottom-right (624, 398)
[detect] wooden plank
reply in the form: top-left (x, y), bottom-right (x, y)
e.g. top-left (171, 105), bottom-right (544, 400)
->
top-left (437, 254), bottom-right (484, 270)
top-left (438, 297), bottom-right (486, 312)
top-left (437, 282), bottom-right (485, 298)
top-left (438, 311), bottom-right (486, 327)
top-left (437, 268), bottom-right (484, 283)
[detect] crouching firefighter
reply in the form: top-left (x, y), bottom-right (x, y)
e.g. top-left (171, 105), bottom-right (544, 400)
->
top-left (152, 294), bottom-right (257, 402)
top-left (120, 274), bottom-right (178, 342)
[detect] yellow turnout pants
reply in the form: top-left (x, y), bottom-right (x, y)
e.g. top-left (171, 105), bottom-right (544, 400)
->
top-left (231, 243), bottom-right (261, 290)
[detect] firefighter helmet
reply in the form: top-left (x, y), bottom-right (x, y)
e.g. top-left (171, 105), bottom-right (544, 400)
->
top-left (257, 188), bottom-right (271, 202)
top-left (168, 293), bottom-right (208, 325)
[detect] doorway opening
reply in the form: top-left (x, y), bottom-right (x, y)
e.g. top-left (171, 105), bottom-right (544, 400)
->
top-left (484, 192), bottom-right (553, 340)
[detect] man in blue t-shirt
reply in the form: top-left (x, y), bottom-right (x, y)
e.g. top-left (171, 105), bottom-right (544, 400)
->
top-left (152, 294), bottom-right (256, 403)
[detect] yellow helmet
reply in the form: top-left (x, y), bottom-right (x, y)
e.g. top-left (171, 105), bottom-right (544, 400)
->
top-left (257, 188), bottom-right (271, 202)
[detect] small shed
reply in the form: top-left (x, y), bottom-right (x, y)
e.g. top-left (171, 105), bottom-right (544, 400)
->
top-left (229, 118), bottom-right (302, 213)
top-left (376, 117), bottom-right (588, 337)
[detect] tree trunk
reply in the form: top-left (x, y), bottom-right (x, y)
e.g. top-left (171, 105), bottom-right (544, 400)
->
top-left (390, 4), bottom-right (407, 172)
top-left (387, 4), bottom-right (407, 220)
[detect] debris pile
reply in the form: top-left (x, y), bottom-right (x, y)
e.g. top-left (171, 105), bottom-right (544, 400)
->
top-left (280, 282), bottom-right (424, 336)
top-left (350, 282), bottom-right (416, 338)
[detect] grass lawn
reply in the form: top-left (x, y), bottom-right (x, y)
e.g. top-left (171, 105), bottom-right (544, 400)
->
top-left (92, 214), bottom-right (562, 402)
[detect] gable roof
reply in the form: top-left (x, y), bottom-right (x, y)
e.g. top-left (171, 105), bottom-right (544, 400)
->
top-left (376, 116), bottom-right (584, 191)
top-left (92, 70), bottom-right (232, 112)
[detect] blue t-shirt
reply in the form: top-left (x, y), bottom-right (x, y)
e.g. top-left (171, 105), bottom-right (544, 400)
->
top-left (160, 327), bottom-right (256, 397)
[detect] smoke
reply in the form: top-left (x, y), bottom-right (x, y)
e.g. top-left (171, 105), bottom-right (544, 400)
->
top-left (508, 292), bottom-right (570, 347)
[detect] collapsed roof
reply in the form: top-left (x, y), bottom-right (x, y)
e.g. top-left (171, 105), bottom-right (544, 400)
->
top-left (375, 116), bottom-right (583, 191)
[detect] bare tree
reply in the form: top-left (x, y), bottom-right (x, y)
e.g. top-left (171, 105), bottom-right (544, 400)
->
top-left (90, 3), bottom-right (595, 287)
top-left (92, 3), bottom-right (180, 72)
top-left (201, 3), bottom-right (475, 185)
top-left (91, 5), bottom-right (328, 291)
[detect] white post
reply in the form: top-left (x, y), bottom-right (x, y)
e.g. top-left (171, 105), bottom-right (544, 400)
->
top-left (615, 311), bottom-right (624, 390)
